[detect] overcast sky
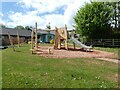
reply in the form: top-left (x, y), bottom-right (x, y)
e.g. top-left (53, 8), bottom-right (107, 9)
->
top-left (1, 0), bottom-right (91, 29)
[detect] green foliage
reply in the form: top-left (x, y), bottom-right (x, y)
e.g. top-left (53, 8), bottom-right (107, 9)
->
top-left (106, 2), bottom-right (119, 29)
top-left (46, 22), bottom-right (51, 30)
top-left (106, 2), bottom-right (120, 34)
top-left (0, 24), bottom-right (6, 29)
top-left (14, 26), bottom-right (25, 30)
top-left (46, 22), bottom-right (51, 34)
top-left (25, 26), bottom-right (32, 30)
top-left (14, 25), bottom-right (33, 31)
top-left (74, 2), bottom-right (113, 39)
top-left (50, 39), bottom-right (54, 44)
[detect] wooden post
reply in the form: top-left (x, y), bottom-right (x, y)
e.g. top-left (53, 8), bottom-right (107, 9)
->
top-left (73, 42), bottom-right (75, 49)
top-left (48, 47), bottom-right (53, 54)
top-left (54, 27), bottom-right (58, 49)
top-left (31, 30), bottom-right (34, 49)
top-left (17, 31), bottom-right (20, 48)
top-left (35, 22), bottom-right (38, 49)
top-left (58, 38), bottom-right (61, 49)
top-left (112, 39), bottom-right (114, 46)
top-left (65, 24), bottom-right (68, 50)
top-left (8, 32), bottom-right (15, 51)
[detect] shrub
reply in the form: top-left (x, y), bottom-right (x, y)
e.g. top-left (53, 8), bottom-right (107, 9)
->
top-left (50, 39), bottom-right (54, 44)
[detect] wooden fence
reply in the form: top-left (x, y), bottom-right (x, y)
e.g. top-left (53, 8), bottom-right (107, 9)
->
top-left (89, 39), bottom-right (120, 47)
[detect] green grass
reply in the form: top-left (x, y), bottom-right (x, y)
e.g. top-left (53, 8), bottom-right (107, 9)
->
top-left (2, 44), bottom-right (118, 88)
top-left (94, 47), bottom-right (119, 55)
top-left (69, 42), bottom-right (119, 54)
top-left (0, 51), bottom-right (2, 89)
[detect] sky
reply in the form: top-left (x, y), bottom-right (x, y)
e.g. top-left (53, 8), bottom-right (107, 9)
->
top-left (0, 0), bottom-right (91, 29)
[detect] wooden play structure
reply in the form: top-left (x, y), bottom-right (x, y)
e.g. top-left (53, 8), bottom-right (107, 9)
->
top-left (30, 22), bottom-right (53, 54)
top-left (54, 25), bottom-right (68, 50)
top-left (53, 25), bottom-right (92, 51)
top-left (30, 23), bottom-right (70, 53)
top-left (31, 22), bottom-right (92, 54)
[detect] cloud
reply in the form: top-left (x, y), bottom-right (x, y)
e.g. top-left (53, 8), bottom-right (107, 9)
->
top-left (0, 19), bottom-right (5, 25)
top-left (5, 0), bottom-right (90, 29)
top-left (0, 12), bottom-right (5, 25)
top-left (0, 12), bottom-right (3, 17)
top-left (1, 0), bottom-right (20, 2)
top-left (43, 14), bottom-right (65, 28)
top-left (18, 0), bottom-right (72, 13)
top-left (6, 11), bottom-right (44, 28)
top-left (6, 11), bottom-right (64, 29)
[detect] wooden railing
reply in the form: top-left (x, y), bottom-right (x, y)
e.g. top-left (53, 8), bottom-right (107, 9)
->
top-left (90, 39), bottom-right (120, 47)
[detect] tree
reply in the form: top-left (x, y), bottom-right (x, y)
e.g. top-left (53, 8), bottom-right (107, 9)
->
top-left (0, 24), bottom-right (6, 29)
top-left (74, 2), bottom-right (113, 39)
top-left (15, 26), bottom-right (25, 30)
top-left (46, 22), bottom-right (51, 30)
top-left (25, 26), bottom-right (32, 30)
top-left (106, 2), bottom-right (120, 32)
top-left (46, 22), bottom-right (51, 34)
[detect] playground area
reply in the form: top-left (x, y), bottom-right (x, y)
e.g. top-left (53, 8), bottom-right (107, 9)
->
top-left (6, 23), bottom-right (119, 63)
top-left (34, 45), bottom-right (117, 61)
top-left (30, 23), bottom-right (118, 63)
top-left (2, 1), bottom-right (119, 87)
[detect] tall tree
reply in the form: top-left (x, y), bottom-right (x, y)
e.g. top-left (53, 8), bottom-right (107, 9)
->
top-left (25, 26), bottom-right (32, 30)
top-left (106, 2), bottom-right (120, 31)
top-left (46, 22), bottom-right (51, 34)
top-left (74, 2), bottom-right (113, 39)
top-left (0, 24), bottom-right (6, 29)
top-left (46, 22), bottom-right (51, 29)
top-left (15, 25), bottom-right (25, 30)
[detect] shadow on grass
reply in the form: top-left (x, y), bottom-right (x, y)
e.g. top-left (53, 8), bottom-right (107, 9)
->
top-left (58, 47), bottom-right (93, 52)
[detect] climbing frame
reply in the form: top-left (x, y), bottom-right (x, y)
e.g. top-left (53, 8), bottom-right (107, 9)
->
top-left (54, 25), bottom-right (68, 50)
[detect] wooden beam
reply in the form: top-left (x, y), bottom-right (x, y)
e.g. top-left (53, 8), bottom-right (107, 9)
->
top-left (31, 30), bottom-right (34, 50)
top-left (54, 27), bottom-right (58, 49)
top-left (73, 42), bottom-right (75, 49)
top-left (35, 22), bottom-right (38, 49)
top-left (17, 31), bottom-right (20, 48)
top-left (64, 24), bottom-right (68, 50)
top-left (8, 32), bottom-right (15, 51)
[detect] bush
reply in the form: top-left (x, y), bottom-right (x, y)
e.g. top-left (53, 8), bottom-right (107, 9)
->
top-left (28, 41), bottom-right (31, 44)
top-left (50, 39), bottom-right (54, 44)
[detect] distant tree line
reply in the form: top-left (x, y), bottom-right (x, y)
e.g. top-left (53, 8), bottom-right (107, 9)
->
top-left (0, 24), bottom-right (33, 31)
top-left (74, 2), bottom-right (120, 39)
top-left (0, 24), bottom-right (6, 29)
top-left (14, 26), bottom-right (33, 30)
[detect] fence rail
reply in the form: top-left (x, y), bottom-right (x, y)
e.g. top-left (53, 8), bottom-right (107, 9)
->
top-left (90, 39), bottom-right (120, 47)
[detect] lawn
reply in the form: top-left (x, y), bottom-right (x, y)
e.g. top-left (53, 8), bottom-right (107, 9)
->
top-left (94, 47), bottom-right (119, 53)
top-left (0, 51), bottom-right (2, 89)
top-left (2, 44), bottom-right (118, 88)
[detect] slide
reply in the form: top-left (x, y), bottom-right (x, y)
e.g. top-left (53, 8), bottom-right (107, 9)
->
top-left (70, 37), bottom-right (92, 50)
